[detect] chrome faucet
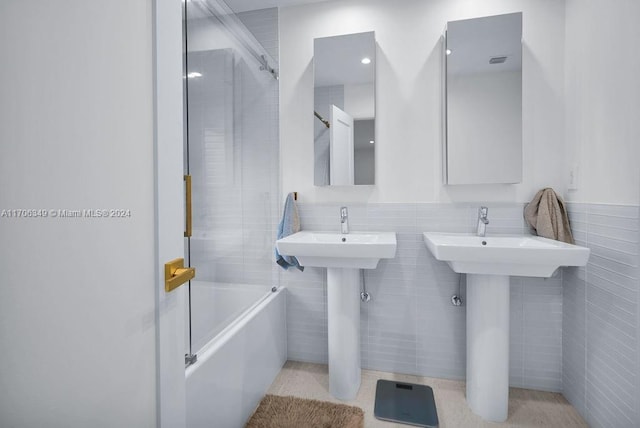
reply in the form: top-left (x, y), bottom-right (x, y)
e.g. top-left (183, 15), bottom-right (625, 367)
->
top-left (477, 206), bottom-right (489, 237)
top-left (340, 206), bottom-right (349, 234)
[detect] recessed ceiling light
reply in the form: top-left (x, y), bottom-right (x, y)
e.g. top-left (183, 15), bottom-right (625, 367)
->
top-left (187, 72), bottom-right (202, 78)
top-left (369, 140), bottom-right (375, 144)
top-left (446, 49), bottom-right (452, 55)
top-left (361, 57), bottom-right (371, 65)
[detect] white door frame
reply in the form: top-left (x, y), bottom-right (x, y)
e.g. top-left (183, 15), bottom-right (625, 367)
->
top-left (153, 0), bottom-right (187, 427)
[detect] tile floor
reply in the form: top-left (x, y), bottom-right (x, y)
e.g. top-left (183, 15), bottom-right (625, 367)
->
top-left (266, 361), bottom-right (587, 427)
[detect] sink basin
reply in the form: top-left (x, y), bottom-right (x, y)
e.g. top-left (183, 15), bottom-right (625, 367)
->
top-left (423, 232), bottom-right (590, 277)
top-left (276, 231), bottom-right (397, 269)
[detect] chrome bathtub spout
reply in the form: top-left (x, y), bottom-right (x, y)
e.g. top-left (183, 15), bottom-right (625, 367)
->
top-left (340, 206), bottom-right (349, 234)
top-left (477, 206), bottom-right (489, 237)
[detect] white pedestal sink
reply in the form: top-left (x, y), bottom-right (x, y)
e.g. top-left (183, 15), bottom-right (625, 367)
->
top-left (423, 232), bottom-right (590, 422)
top-left (276, 231), bottom-right (397, 400)
top-left (326, 267), bottom-right (361, 399)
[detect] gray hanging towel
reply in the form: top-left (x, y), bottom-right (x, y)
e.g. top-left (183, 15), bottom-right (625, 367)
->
top-left (524, 188), bottom-right (575, 244)
top-left (275, 192), bottom-right (304, 271)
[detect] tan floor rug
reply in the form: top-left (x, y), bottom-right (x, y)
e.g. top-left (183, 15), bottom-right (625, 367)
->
top-left (246, 394), bottom-right (364, 428)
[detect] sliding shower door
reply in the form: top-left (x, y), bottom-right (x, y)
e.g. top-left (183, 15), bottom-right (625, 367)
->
top-left (183, 0), bottom-right (280, 360)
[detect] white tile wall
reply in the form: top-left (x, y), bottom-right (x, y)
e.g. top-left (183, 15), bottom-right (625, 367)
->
top-left (282, 202), bottom-right (564, 391)
top-left (563, 203), bottom-right (640, 427)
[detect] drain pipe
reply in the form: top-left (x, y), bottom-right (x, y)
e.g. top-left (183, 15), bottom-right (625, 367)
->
top-left (360, 270), bottom-right (371, 302)
top-left (451, 273), bottom-right (464, 306)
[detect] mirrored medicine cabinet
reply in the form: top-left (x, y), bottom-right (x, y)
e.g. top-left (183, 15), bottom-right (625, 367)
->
top-left (313, 31), bottom-right (376, 186)
top-left (443, 12), bottom-right (523, 185)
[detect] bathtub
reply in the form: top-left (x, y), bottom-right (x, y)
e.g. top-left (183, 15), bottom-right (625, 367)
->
top-left (185, 282), bottom-right (286, 428)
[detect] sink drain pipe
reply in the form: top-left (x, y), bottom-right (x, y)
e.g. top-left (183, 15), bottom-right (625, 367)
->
top-left (360, 269), bottom-right (371, 302)
top-left (451, 273), bottom-right (464, 306)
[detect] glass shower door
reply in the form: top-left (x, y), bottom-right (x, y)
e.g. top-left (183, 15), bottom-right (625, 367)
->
top-left (183, 0), bottom-right (280, 361)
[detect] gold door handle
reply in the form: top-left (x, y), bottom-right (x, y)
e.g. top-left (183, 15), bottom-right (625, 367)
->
top-left (164, 258), bottom-right (195, 292)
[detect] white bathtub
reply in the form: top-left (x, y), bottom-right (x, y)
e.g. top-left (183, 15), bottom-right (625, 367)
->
top-left (189, 281), bottom-right (274, 352)
top-left (185, 284), bottom-right (286, 428)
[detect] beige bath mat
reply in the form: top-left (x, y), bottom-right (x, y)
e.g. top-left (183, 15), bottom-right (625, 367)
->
top-left (245, 394), bottom-right (364, 428)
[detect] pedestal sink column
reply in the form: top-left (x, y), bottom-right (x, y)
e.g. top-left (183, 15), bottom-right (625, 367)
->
top-left (327, 267), bottom-right (361, 400)
top-left (466, 274), bottom-right (510, 422)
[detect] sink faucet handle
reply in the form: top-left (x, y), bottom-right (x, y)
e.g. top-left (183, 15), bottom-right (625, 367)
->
top-left (340, 206), bottom-right (349, 234)
top-left (476, 206), bottom-right (489, 237)
top-left (340, 206), bottom-right (348, 220)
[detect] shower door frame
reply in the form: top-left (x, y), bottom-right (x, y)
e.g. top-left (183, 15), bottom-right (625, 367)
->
top-left (154, 0), bottom-right (188, 427)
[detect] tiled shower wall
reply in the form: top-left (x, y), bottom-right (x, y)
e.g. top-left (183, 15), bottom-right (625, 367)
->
top-left (563, 203), bottom-right (640, 427)
top-left (281, 203), bottom-right (564, 392)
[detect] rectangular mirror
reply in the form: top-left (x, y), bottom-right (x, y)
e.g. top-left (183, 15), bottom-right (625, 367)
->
top-left (314, 31), bottom-right (376, 186)
top-left (444, 13), bottom-right (523, 185)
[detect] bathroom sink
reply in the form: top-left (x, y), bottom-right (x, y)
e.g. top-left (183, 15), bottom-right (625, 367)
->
top-left (422, 230), bottom-right (590, 422)
top-left (423, 232), bottom-right (590, 277)
top-left (277, 230), bottom-right (397, 400)
top-left (276, 231), bottom-right (397, 269)
top-left (423, 232), bottom-right (590, 421)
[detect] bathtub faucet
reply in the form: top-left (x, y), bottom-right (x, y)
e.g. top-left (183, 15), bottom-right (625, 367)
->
top-left (340, 206), bottom-right (349, 234)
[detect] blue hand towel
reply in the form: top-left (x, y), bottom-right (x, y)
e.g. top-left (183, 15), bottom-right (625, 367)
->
top-left (275, 193), bottom-right (304, 271)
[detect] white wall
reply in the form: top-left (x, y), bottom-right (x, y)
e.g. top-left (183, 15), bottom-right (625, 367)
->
top-left (155, 0), bottom-right (189, 426)
top-left (564, 0), bottom-right (640, 205)
top-left (561, 1), bottom-right (640, 426)
top-left (186, 17), bottom-right (238, 52)
top-left (0, 1), bottom-right (157, 427)
top-left (280, 0), bottom-right (566, 203)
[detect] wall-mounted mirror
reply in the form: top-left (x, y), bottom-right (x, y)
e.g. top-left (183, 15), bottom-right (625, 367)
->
top-left (444, 12), bottom-right (522, 185)
top-left (314, 31), bottom-right (376, 186)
